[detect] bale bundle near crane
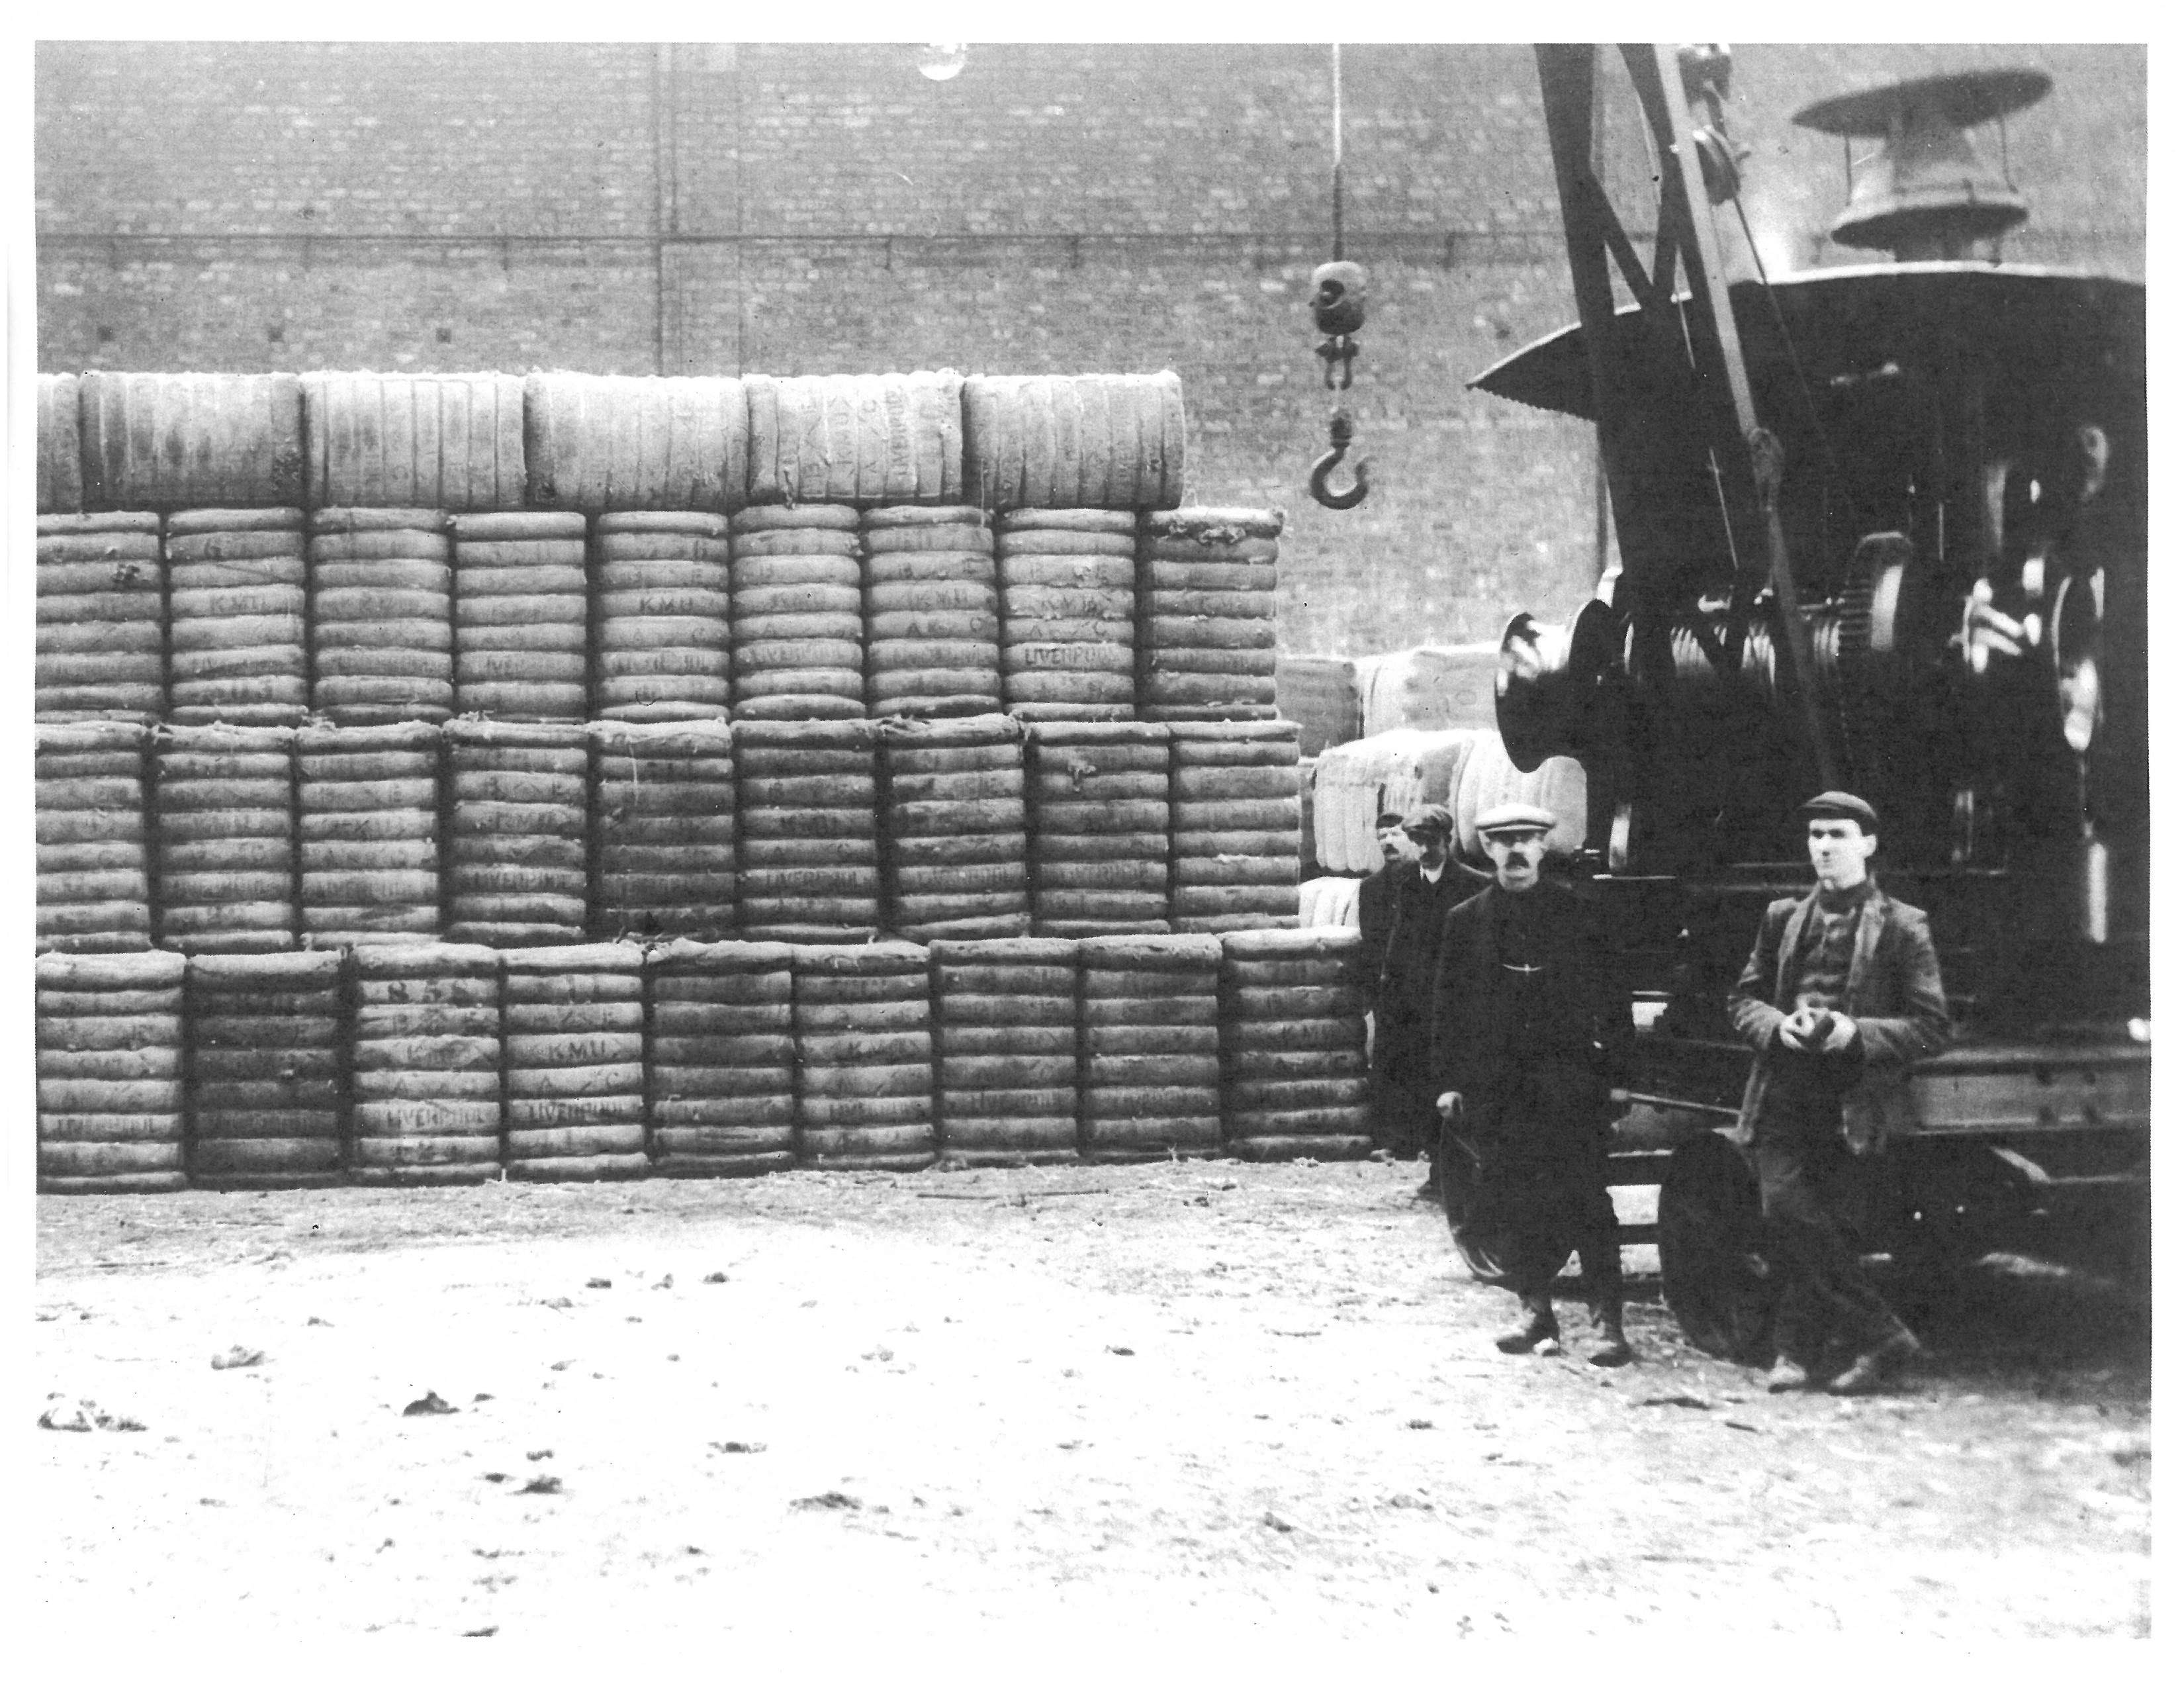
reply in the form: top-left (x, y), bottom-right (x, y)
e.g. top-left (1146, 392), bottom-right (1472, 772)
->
top-left (995, 508), bottom-right (1138, 721)
top-left (443, 720), bottom-right (590, 948)
top-left (347, 942), bottom-right (503, 1185)
top-left (35, 949), bottom-right (190, 1194)
top-left (791, 941), bottom-right (937, 1171)
top-left (150, 724), bottom-right (299, 955)
top-left (645, 938), bottom-right (797, 1178)
top-left (735, 719), bottom-right (882, 942)
top-left (79, 371), bottom-right (306, 510)
top-left (523, 371), bottom-right (748, 514)
top-left (163, 507), bottom-right (310, 727)
top-left (746, 371), bottom-right (964, 506)
top-left (590, 720), bottom-right (737, 941)
top-left (1217, 928), bottom-right (1373, 1162)
top-left (1167, 720), bottom-right (1301, 933)
top-left (861, 506), bottom-right (1002, 717)
top-left (38, 373), bottom-right (82, 514)
top-left (1023, 721), bottom-right (1173, 937)
top-left (500, 943), bottom-right (651, 1182)
top-left (449, 510), bottom-right (590, 721)
top-left (931, 936), bottom-right (1082, 1165)
top-left (1450, 733), bottom-right (1589, 866)
top-left (728, 505), bottom-right (866, 720)
top-left (961, 371), bottom-right (1186, 510)
top-left (1136, 507), bottom-right (1282, 722)
top-left (878, 714), bottom-right (1031, 941)
top-left (36, 512), bottom-right (165, 722)
top-left (183, 950), bottom-right (347, 1190)
top-left (1075, 933), bottom-right (1224, 1162)
top-left (306, 507), bottom-right (456, 726)
top-left (36, 722), bottom-right (153, 955)
top-left (302, 371), bottom-right (525, 512)
top-left (296, 722), bottom-right (443, 949)
top-left (593, 511), bottom-right (733, 722)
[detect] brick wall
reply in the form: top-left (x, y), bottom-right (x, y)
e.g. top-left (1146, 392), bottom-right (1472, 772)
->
top-left (36, 42), bottom-right (2144, 654)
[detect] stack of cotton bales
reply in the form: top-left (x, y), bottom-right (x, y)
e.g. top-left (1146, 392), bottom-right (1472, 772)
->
top-left (591, 720), bottom-right (737, 941)
top-left (443, 721), bottom-right (590, 948)
top-left (296, 723), bottom-right (443, 949)
top-left (163, 508), bottom-right (309, 726)
top-left (1023, 722), bottom-right (1173, 937)
top-left (183, 951), bottom-right (347, 1189)
top-left (1216, 929), bottom-right (1374, 1162)
top-left (35, 950), bottom-right (190, 1194)
top-left (1166, 721), bottom-right (1301, 933)
top-left (150, 724), bottom-right (298, 954)
top-left (728, 507), bottom-right (866, 720)
top-left (1136, 508), bottom-right (1282, 722)
top-left (500, 943), bottom-right (650, 1181)
top-left (791, 942), bottom-right (938, 1170)
top-left (1075, 934), bottom-right (1224, 1162)
top-left (306, 508), bottom-right (456, 726)
top-left (861, 506), bottom-right (1001, 718)
top-left (994, 509), bottom-right (1138, 721)
top-left (36, 513), bottom-right (165, 722)
top-left (734, 720), bottom-right (882, 943)
top-left (878, 714), bottom-right (1030, 941)
top-left (592, 512), bottom-right (733, 722)
top-left (36, 722), bottom-right (153, 954)
top-left (347, 943), bottom-right (504, 1186)
top-left (451, 512), bottom-right (589, 720)
top-left (645, 939), bottom-right (797, 1178)
top-left (931, 937), bottom-right (1083, 1164)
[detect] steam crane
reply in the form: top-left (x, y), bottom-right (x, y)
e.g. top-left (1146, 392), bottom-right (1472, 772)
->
top-left (1467, 46), bottom-right (2148, 1355)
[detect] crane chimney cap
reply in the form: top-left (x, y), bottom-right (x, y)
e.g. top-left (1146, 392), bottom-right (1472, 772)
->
top-left (1791, 68), bottom-right (2051, 137)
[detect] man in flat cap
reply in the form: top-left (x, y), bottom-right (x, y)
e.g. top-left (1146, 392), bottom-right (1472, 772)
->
top-left (1728, 791), bottom-right (1952, 1395)
top-left (1357, 810), bottom-right (1416, 998)
top-left (1370, 804), bottom-right (1472, 1196)
top-left (1433, 802), bottom-right (1635, 1364)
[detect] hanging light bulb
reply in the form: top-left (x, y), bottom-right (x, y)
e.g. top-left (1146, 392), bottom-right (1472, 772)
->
top-left (916, 43), bottom-right (968, 82)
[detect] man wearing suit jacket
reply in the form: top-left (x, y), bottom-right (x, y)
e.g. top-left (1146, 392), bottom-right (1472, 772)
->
top-left (1433, 804), bottom-right (1635, 1364)
top-left (1728, 791), bottom-right (1952, 1396)
top-left (1370, 805), bottom-right (1473, 1195)
top-left (1356, 810), bottom-right (1413, 998)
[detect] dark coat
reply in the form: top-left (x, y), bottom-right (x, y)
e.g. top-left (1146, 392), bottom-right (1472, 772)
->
top-left (1430, 878), bottom-right (1633, 1133)
top-left (1727, 883), bottom-right (1952, 1153)
top-left (1357, 864), bottom-right (1398, 1000)
top-left (1370, 860), bottom-right (1473, 1083)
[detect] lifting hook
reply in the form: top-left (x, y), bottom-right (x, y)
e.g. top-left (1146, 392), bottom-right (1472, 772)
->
top-left (1309, 409), bottom-right (1369, 510)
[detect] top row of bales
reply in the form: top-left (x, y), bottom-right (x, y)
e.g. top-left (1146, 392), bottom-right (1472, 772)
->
top-left (35, 369), bottom-right (1187, 518)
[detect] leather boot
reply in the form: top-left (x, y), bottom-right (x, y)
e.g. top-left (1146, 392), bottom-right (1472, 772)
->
top-left (1494, 1293), bottom-right (1561, 1354)
top-left (1582, 1302), bottom-right (1633, 1368)
top-left (1824, 1327), bottom-right (1922, 1397)
top-left (1763, 1356), bottom-right (1811, 1393)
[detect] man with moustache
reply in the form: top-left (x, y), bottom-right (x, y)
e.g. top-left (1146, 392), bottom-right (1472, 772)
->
top-left (1370, 805), bottom-right (1471, 1196)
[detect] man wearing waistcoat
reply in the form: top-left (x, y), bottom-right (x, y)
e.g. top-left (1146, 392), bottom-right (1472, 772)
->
top-left (1433, 803), bottom-right (1635, 1365)
top-left (1727, 791), bottom-right (1952, 1396)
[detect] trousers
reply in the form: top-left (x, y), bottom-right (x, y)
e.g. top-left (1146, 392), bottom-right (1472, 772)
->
top-left (1369, 1011), bottom-right (1439, 1158)
top-left (1752, 1051), bottom-right (1905, 1360)
top-left (1466, 1067), bottom-right (1621, 1305)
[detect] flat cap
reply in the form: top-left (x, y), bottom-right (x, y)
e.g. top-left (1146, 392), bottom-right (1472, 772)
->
top-left (1798, 790), bottom-right (1878, 831)
top-left (1400, 803), bottom-right (1454, 839)
top-left (1475, 801), bottom-right (1558, 839)
top-left (1376, 810), bottom-right (1406, 830)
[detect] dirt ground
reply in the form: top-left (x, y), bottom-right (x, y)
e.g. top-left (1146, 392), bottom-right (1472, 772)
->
top-left (29, 1158), bottom-right (2153, 1644)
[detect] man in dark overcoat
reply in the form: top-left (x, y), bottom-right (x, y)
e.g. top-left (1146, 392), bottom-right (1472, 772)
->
top-left (1727, 791), bottom-right (1952, 1395)
top-left (1369, 805), bottom-right (1473, 1196)
top-left (1433, 803), bottom-right (1635, 1364)
top-left (1355, 810), bottom-right (1412, 988)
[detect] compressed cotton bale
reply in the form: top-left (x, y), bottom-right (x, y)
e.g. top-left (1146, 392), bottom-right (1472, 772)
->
top-left (962, 371), bottom-right (1185, 511)
top-left (590, 718), bottom-right (737, 941)
top-left (183, 949), bottom-right (347, 1188)
top-left (1275, 654), bottom-right (1365, 758)
top-left (347, 942), bottom-right (502, 1184)
top-left (790, 941), bottom-right (936, 1170)
top-left (79, 371), bottom-right (306, 510)
top-left (308, 507), bottom-right (455, 726)
top-left (1136, 507), bottom-right (1282, 723)
top-left (1355, 642), bottom-right (1503, 737)
top-left (734, 719), bottom-right (882, 941)
top-left (36, 512), bottom-right (167, 722)
top-left (861, 506), bottom-right (1000, 718)
top-left (443, 720), bottom-right (590, 948)
top-left (498, 942), bottom-right (649, 1180)
top-left (524, 371), bottom-right (748, 512)
top-left (38, 372), bottom-right (83, 514)
top-left (162, 508), bottom-right (308, 726)
top-left (645, 937), bottom-right (796, 1176)
top-left (1072, 933), bottom-right (1222, 1161)
top-left (929, 935), bottom-right (1081, 1164)
top-left (745, 370), bottom-right (962, 506)
top-left (728, 504), bottom-right (866, 719)
top-left (877, 714), bottom-right (1028, 942)
top-left (303, 370), bottom-right (525, 512)
top-left (449, 511), bottom-right (590, 722)
top-left (1022, 720), bottom-right (1174, 937)
top-left (995, 507), bottom-right (1138, 721)
top-left (591, 510), bottom-right (733, 722)
top-left (36, 721), bottom-right (153, 954)
top-left (148, 724), bottom-right (299, 954)
top-left (36, 949), bottom-right (189, 1193)
top-left (1451, 733), bottom-right (1590, 867)
top-left (1160, 720), bottom-right (1301, 935)
top-left (296, 721), bottom-right (444, 948)
top-left (1218, 927), bottom-right (1373, 1162)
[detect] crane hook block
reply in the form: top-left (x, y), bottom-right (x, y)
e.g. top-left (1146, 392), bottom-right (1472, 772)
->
top-left (1309, 410), bottom-right (1369, 510)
